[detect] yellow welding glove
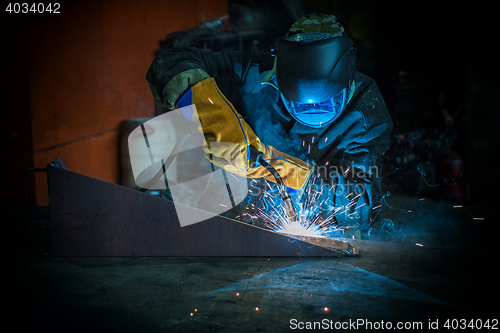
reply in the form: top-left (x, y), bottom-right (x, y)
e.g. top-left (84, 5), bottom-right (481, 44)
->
top-left (179, 77), bottom-right (312, 190)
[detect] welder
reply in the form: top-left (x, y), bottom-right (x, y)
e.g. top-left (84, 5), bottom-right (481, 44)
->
top-left (146, 13), bottom-right (393, 230)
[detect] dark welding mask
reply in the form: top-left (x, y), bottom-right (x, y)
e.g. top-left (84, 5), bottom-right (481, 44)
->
top-left (276, 33), bottom-right (357, 128)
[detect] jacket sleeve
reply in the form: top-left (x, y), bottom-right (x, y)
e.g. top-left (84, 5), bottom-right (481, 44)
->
top-left (323, 77), bottom-right (393, 229)
top-left (146, 46), bottom-right (254, 110)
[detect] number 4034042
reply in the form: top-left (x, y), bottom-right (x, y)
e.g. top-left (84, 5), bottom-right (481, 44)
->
top-left (6, 3), bottom-right (61, 14)
top-left (443, 319), bottom-right (498, 330)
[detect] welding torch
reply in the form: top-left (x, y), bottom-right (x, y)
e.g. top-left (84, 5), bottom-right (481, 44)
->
top-left (249, 146), bottom-right (298, 222)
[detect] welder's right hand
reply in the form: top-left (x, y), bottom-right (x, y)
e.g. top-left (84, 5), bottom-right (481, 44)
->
top-left (178, 77), bottom-right (313, 190)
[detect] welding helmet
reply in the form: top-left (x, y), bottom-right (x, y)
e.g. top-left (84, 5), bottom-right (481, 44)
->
top-left (275, 14), bottom-right (357, 128)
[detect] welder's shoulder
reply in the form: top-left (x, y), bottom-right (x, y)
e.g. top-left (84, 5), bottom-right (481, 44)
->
top-left (146, 46), bottom-right (256, 109)
top-left (234, 48), bottom-right (274, 82)
top-left (147, 46), bottom-right (237, 79)
top-left (337, 73), bottom-right (392, 154)
top-left (353, 72), bottom-right (380, 100)
top-left (230, 49), bottom-right (275, 95)
top-left (351, 72), bottom-right (392, 129)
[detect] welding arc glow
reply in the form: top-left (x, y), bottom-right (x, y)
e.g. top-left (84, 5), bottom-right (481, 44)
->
top-left (242, 170), bottom-right (369, 238)
top-left (256, 174), bottom-right (357, 238)
top-left (257, 181), bottom-right (328, 238)
top-left (275, 221), bottom-right (322, 237)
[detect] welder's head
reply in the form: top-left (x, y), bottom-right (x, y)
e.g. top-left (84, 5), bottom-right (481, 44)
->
top-left (275, 13), bottom-right (357, 128)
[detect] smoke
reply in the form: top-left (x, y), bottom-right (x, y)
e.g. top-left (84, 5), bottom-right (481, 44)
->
top-left (374, 170), bottom-right (472, 250)
top-left (245, 88), bottom-right (311, 163)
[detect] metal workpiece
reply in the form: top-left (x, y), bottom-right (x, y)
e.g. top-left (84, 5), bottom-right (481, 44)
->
top-left (279, 234), bottom-right (359, 256)
top-left (47, 159), bottom-right (356, 257)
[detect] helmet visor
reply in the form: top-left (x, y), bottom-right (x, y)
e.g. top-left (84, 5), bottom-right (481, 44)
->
top-left (281, 86), bottom-right (348, 128)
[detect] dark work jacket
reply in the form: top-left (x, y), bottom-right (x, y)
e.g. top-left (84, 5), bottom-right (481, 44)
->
top-left (147, 46), bottom-right (393, 229)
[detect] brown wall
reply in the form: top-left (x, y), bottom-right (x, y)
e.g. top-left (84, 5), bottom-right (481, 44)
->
top-left (18, 0), bottom-right (227, 205)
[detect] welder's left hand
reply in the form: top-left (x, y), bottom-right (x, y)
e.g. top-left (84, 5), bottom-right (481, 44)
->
top-left (179, 77), bottom-right (313, 190)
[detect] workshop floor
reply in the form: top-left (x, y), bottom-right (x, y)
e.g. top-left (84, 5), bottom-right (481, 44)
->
top-left (5, 199), bottom-right (498, 332)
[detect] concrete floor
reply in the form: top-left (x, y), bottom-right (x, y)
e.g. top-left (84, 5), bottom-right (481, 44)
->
top-left (5, 200), bottom-right (498, 332)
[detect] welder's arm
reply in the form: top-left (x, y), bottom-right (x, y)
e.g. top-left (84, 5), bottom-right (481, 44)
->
top-left (146, 46), bottom-right (251, 111)
top-left (327, 80), bottom-right (392, 228)
top-left (183, 77), bottom-right (313, 190)
top-left (328, 155), bottom-right (380, 228)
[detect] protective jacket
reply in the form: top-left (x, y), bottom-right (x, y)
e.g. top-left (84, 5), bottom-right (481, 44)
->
top-left (146, 46), bottom-right (393, 229)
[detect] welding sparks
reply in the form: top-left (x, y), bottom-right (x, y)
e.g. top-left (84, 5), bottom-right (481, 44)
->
top-left (257, 178), bottom-right (346, 238)
top-left (248, 168), bottom-right (371, 239)
top-left (257, 183), bottom-right (330, 237)
top-left (275, 221), bottom-right (323, 237)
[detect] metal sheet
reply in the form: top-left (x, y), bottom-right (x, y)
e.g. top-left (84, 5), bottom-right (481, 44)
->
top-left (47, 161), bottom-right (344, 257)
